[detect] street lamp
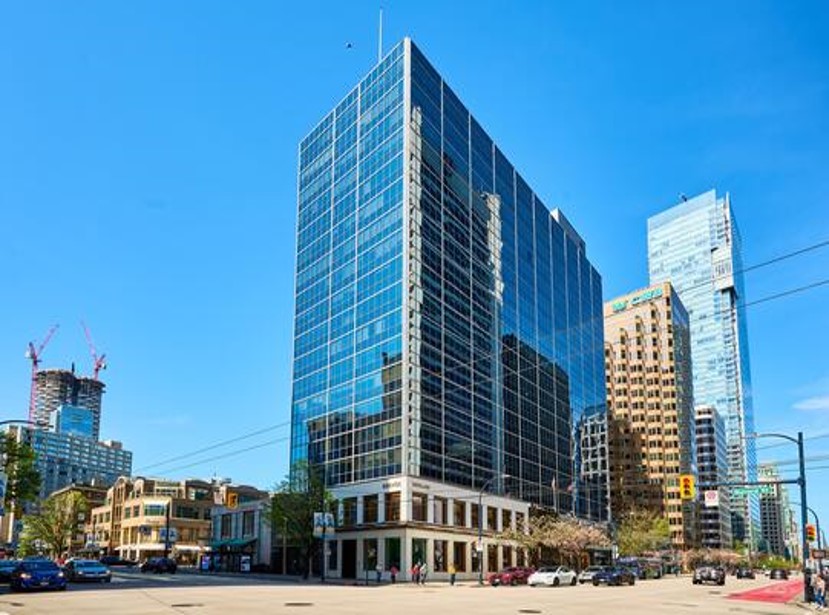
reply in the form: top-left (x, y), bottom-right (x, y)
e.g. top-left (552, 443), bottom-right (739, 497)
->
top-left (749, 432), bottom-right (809, 602)
top-left (478, 473), bottom-right (510, 586)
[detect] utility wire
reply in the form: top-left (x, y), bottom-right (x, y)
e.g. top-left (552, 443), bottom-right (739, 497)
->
top-left (147, 238), bottom-right (829, 481)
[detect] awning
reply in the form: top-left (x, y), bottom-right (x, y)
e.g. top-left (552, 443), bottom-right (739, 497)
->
top-left (117, 543), bottom-right (167, 551)
top-left (210, 538), bottom-right (256, 549)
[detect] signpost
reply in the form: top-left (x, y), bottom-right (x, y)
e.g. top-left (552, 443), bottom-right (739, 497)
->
top-left (812, 549), bottom-right (826, 560)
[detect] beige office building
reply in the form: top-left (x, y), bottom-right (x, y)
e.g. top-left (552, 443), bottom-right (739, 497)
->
top-left (87, 477), bottom-right (266, 564)
top-left (604, 282), bottom-right (697, 548)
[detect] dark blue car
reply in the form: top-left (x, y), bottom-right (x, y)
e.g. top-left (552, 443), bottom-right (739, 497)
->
top-left (592, 566), bottom-right (636, 586)
top-left (10, 560), bottom-right (67, 592)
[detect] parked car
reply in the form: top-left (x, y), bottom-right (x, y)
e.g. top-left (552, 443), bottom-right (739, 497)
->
top-left (100, 555), bottom-right (137, 567)
top-left (0, 560), bottom-right (19, 582)
top-left (693, 566), bottom-right (725, 585)
top-left (487, 566), bottom-right (534, 586)
top-left (528, 566), bottom-right (577, 587)
top-left (10, 560), bottom-right (67, 592)
top-left (140, 557), bottom-right (177, 574)
top-left (64, 559), bottom-right (112, 583)
top-left (578, 565), bottom-right (605, 584)
top-left (736, 568), bottom-right (755, 579)
top-left (769, 568), bottom-right (789, 580)
top-left (592, 566), bottom-right (636, 586)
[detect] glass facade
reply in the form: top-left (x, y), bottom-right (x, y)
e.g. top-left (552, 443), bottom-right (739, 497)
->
top-left (647, 189), bottom-right (757, 542)
top-left (291, 38), bottom-right (608, 521)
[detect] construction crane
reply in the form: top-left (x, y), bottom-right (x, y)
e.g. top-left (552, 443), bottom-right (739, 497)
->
top-left (25, 324), bottom-right (59, 424)
top-left (81, 321), bottom-right (107, 380)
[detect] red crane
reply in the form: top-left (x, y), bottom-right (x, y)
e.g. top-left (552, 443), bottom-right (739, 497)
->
top-left (81, 321), bottom-right (107, 380)
top-left (25, 324), bottom-right (59, 424)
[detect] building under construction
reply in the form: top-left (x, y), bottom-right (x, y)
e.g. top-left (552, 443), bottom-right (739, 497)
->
top-left (33, 368), bottom-right (104, 440)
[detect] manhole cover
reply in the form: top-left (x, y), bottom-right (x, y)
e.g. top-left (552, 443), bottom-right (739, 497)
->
top-left (285, 603), bottom-right (314, 608)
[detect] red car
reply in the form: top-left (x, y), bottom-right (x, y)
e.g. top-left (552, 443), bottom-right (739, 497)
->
top-left (487, 566), bottom-right (535, 586)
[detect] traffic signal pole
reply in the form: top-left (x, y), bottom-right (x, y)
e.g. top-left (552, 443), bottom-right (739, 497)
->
top-left (798, 432), bottom-right (810, 600)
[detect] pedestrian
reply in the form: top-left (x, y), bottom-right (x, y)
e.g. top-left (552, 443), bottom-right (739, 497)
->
top-left (390, 565), bottom-right (398, 584)
top-left (376, 564), bottom-right (383, 584)
top-left (814, 571), bottom-right (826, 610)
top-left (411, 562), bottom-right (420, 584)
top-left (420, 562), bottom-right (428, 585)
top-left (448, 562), bottom-right (456, 586)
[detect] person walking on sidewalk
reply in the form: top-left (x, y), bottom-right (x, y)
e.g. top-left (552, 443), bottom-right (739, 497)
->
top-left (448, 563), bottom-right (457, 586)
top-left (814, 571), bottom-right (826, 610)
top-left (419, 562), bottom-right (428, 585)
top-left (411, 562), bottom-right (420, 584)
top-left (390, 565), bottom-right (398, 584)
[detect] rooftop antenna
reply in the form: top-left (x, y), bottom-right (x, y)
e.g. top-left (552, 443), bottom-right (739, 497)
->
top-left (378, 6), bottom-right (383, 63)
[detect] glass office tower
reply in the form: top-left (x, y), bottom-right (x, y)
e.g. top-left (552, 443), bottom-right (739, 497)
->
top-left (290, 39), bottom-right (607, 578)
top-left (647, 190), bottom-right (756, 545)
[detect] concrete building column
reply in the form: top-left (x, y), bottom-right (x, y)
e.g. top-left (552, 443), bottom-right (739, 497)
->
top-left (447, 498), bottom-right (455, 526)
top-left (427, 494), bottom-right (434, 524)
top-left (377, 492), bottom-right (386, 523)
top-left (357, 496), bottom-right (364, 525)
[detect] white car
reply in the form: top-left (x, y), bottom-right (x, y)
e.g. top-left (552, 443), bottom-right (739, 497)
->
top-left (578, 565), bottom-right (605, 584)
top-left (528, 565), bottom-right (578, 587)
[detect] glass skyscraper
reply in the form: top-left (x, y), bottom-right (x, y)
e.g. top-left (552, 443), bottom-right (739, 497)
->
top-left (647, 189), bottom-right (756, 544)
top-left (290, 39), bottom-right (607, 578)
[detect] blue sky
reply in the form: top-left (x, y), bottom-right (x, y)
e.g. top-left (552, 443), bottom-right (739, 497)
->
top-left (2, 2), bottom-right (828, 529)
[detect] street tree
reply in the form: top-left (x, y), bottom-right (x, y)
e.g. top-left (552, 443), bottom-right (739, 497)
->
top-left (1, 433), bottom-right (41, 515)
top-left (19, 490), bottom-right (88, 557)
top-left (616, 509), bottom-right (671, 556)
top-left (266, 461), bottom-right (333, 579)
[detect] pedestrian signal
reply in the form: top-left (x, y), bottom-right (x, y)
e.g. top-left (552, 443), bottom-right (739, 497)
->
top-left (227, 492), bottom-right (239, 510)
top-left (679, 474), bottom-right (695, 500)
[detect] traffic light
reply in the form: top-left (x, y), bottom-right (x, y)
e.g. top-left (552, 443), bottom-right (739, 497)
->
top-left (227, 492), bottom-right (239, 510)
top-left (679, 474), bottom-right (696, 501)
top-left (807, 524), bottom-right (817, 542)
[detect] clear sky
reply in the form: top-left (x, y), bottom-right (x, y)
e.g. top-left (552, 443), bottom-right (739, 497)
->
top-left (2, 2), bottom-right (828, 532)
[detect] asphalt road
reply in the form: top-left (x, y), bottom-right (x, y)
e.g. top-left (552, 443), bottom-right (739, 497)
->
top-left (0, 572), bottom-right (807, 615)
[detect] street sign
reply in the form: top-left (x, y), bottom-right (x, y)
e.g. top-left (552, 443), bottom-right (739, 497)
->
top-left (704, 490), bottom-right (719, 508)
top-left (812, 549), bottom-right (826, 559)
top-left (732, 485), bottom-right (773, 497)
top-left (227, 493), bottom-right (239, 510)
top-left (160, 528), bottom-right (178, 543)
top-left (475, 539), bottom-right (484, 553)
top-left (680, 474), bottom-right (695, 500)
top-left (313, 512), bottom-right (335, 538)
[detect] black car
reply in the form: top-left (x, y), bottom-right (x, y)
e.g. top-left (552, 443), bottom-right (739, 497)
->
top-left (10, 560), bottom-right (67, 592)
top-left (140, 557), bottom-right (177, 574)
top-left (693, 566), bottom-right (725, 585)
top-left (100, 555), bottom-right (137, 567)
top-left (64, 559), bottom-right (112, 583)
top-left (592, 566), bottom-right (637, 586)
top-left (770, 568), bottom-right (789, 580)
top-left (736, 568), bottom-right (755, 579)
top-left (0, 560), bottom-right (19, 582)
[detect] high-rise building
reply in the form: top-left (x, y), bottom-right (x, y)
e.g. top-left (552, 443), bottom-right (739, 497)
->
top-left (8, 425), bottom-right (132, 501)
top-left (604, 282), bottom-right (696, 548)
top-left (695, 405), bottom-right (732, 549)
top-left (758, 463), bottom-right (788, 557)
top-left (290, 38), bottom-right (608, 580)
top-left (647, 190), bottom-right (756, 545)
top-left (34, 368), bottom-right (104, 440)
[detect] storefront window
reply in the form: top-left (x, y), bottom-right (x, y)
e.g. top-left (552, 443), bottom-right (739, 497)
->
top-left (343, 498), bottom-right (357, 526)
top-left (363, 538), bottom-right (378, 571)
top-left (412, 492), bottom-right (428, 522)
top-left (412, 538), bottom-right (427, 567)
top-left (385, 492), bottom-right (401, 522)
top-left (433, 540), bottom-right (447, 572)
top-left (328, 540), bottom-right (338, 571)
top-left (364, 495), bottom-right (378, 524)
top-left (453, 541), bottom-right (467, 572)
top-left (385, 537), bottom-right (401, 570)
top-left (487, 544), bottom-right (498, 572)
top-left (453, 500), bottom-right (466, 527)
